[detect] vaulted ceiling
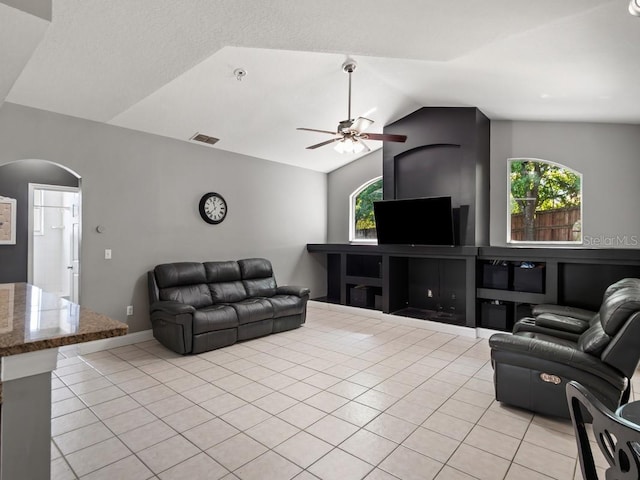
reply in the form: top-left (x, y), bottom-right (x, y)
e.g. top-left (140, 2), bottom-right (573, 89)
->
top-left (2, 0), bottom-right (639, 172)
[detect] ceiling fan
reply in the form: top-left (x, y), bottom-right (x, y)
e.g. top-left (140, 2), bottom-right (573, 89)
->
top-left (297, 61), bottom-right (407, 153)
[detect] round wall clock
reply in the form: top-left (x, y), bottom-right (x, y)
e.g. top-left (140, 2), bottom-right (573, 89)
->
top-left (199, 192), bottom-right (227, 224)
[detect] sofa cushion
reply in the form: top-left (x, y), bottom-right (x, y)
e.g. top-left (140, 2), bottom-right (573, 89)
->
top-left (268, 295), bottom-right (304, 318)
top-left (239, 258), bottom-right (277, 297)
top-left (204, 261), bottom-right (242, 282)
top-left (155, 262), bottom-right (207, 288)
top-left (230, 298), bottom-right (274, 325)
top-left (244, 277), bottom-right (277, 298)
top-left (193, 305), bottom-right (238, 334)
top-left (160, 284), bottom-right (213, 309)
top-left (516, 331), bottom-right (578, 349)
top-left (577, 322), bottom-right (610, 356)
top-left (155, 262), bottom-right (213, 309)
top-left (209, 281), bottom-right (248, 303)
top-left (238, 258), bottom-right (273, 279)
top-left (599, 288), bottom-right (640, 336)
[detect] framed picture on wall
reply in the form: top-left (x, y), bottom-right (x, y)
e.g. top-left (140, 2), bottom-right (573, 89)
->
top-left (0, 196), bottom-right (17, 245)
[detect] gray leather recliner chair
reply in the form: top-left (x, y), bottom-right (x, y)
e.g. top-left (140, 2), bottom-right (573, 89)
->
top-left (490, 282), bottom-right (640, 418)
top-left (511, 278), bottom-right (640, 341)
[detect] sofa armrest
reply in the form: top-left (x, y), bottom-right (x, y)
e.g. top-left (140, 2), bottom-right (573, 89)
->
top-left (532, 304), bottom-right (596, 322)
top-left (489, 333), bottom-right (626, 389)
top-left (150, 300), bottom-right (196, 315)
top-left (149, 303), bottom-right (194, 354)
top-left (276, 285), bottom-right (310, 297)
top-left (535, 313), bottom-right (591, 334)
top-left (512, 318), bottom-right (582, 342)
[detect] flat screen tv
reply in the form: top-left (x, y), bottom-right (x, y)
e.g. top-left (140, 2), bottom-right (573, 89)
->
top-left (373, 196), bottom-right (455, 246)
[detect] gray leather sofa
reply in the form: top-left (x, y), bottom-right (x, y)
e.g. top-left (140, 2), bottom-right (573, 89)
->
top-left (148, 258), bottom-right (310, 354)
top-left (490, 280), bottom-right (640, 418)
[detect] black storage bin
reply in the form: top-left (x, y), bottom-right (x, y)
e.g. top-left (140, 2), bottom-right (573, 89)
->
top-left (482, 263), bottom-right (511, 290)
top-left (481, 302), bottom-right (512, 330)
top-left (374, 294), bottom-right (383, 311)
top-left (513, 265), bottom-right (545, 293)
top-left (350, 285), bottom-right (374, 308)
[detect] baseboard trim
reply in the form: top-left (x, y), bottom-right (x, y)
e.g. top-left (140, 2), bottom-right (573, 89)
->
top-left (62, 303), bottom-right (492, 357)
top-left (74, 330), bottom-right (155, 355)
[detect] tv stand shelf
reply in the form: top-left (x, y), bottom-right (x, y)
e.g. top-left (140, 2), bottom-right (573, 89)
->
top-left (345, 276), bottom-right (382, 288)
top-left (476, 288), bottom-right (546, 304)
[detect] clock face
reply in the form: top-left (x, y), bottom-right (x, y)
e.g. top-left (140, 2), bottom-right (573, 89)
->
top-left (199, 192), bottom-right (227, 224)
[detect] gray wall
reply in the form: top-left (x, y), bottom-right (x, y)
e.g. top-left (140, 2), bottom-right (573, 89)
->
top-left (327, 150), bottom-right (382, 243)
top-left (0, 103), bottom-right (327, 332)
top-left (490, 121), bottom-right (640, 247)
top-left (327, 121), bottom-right (640, 248)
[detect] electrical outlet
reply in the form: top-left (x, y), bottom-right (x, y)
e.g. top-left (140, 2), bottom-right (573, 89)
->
top-left (126, 305), bottom-right (133, 316)
top-left (105, 249), bottom-right (112, 260)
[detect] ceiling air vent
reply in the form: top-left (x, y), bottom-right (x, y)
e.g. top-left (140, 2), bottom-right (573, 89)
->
top-left (190, 133), bottom-right (219, 145)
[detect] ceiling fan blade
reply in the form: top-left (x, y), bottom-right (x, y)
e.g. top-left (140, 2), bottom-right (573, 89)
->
top-left (359, 140), bottom-right (371, 153)
top-left (351, 117), bottom-right (374, 133)
top-left (362, 133), bottom-right (408, 143)
top-left (297, 127), bottom-right (338, 135)
top-left (306, 137), bottom-right (342, 150)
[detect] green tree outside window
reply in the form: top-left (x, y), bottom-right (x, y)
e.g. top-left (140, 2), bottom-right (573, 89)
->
top-left (509, 159), bottom-right (582, 242)
top-left (351, 177), bottom-right (382, 241)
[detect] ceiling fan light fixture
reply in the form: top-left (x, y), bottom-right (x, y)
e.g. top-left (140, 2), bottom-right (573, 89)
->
top-left (334, 138), bottom-right (348, 153)
top-left (334, 137), bottom-right (364, 154)
top-left (630, 0), bottom-right (640, 16)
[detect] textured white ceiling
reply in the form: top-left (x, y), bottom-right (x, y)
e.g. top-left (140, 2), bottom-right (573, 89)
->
top-left (2, 0), bottom-right (639, 172)
top-left (0, 3), bottom-right (49, 105)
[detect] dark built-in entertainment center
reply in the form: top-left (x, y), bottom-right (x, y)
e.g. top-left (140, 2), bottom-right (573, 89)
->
top-left (308, 107), bottom-right (640, 331)
top-left (307, 244), bottom-right (640, 331)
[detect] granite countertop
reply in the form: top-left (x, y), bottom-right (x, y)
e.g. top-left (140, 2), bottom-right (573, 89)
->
top-left (0, 283), bottom-right (128, 357)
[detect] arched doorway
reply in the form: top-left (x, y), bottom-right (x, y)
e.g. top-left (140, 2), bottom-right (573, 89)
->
top-left (0, 159), bottom-right (81, 301)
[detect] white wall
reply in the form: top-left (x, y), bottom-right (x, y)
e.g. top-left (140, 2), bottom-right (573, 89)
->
top-left (0, 102), bottom-right (327, 332)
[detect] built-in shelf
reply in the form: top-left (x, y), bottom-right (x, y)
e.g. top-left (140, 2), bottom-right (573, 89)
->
top-left (345, 275), bottom-right (382, 288)
top-left (476, 288), bottom-right (546, 304)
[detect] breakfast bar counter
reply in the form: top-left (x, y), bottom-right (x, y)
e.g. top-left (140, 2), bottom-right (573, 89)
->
top-left (0, 283), bottom-right (128, 480)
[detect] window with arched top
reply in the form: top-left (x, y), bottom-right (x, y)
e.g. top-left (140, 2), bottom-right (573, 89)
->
top-left (349, 176), bottom-right (382, 243)
top-left (508, 158), bottom-right (582, 244)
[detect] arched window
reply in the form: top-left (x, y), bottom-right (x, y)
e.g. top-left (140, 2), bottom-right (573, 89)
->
top-left (349, 177), bottom-right (382, 242)
top-left (508, 158), bottom-right (582, 244)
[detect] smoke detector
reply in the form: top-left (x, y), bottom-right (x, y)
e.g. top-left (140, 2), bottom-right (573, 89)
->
top-left (630, 0), bottom-right (640, 16)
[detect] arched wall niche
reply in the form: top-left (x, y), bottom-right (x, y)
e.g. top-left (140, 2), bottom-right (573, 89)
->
top-left (382, 107), bottom-right (490, 246)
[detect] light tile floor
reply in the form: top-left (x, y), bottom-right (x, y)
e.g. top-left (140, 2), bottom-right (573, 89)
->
top-left (50, 305), bottom-right (628, 480)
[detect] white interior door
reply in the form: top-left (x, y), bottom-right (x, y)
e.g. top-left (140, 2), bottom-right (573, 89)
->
top-left (29, 184), bottom-right (81, 303)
